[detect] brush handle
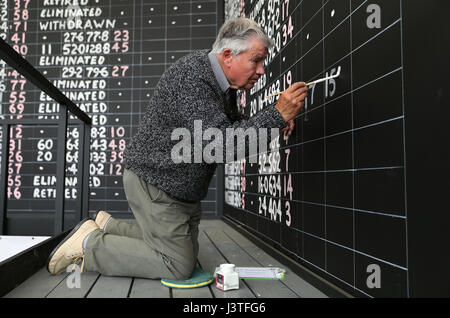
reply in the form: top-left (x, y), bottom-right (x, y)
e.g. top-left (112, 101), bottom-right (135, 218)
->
top-left (264, 92), bottom-right (282, 99)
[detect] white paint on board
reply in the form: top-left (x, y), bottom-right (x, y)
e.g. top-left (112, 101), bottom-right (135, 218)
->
top-left (0, 236), bottom-right (51, 262)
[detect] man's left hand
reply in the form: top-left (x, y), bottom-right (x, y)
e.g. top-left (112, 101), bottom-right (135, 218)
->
top-left (281, 119), bottom-right (295, 137)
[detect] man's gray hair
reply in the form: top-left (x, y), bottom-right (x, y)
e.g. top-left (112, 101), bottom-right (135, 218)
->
top-left (212, 18), bottom-right (274, 56)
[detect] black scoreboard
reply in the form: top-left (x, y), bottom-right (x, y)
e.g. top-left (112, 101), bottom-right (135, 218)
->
top-left (0, 0), bottom-right (223, 235)
top-left (223, 0), bottom-right (450, 297)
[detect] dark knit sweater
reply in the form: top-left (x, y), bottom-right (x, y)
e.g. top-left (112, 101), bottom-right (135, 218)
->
top-left (123, 49), bottom-right (286, 202)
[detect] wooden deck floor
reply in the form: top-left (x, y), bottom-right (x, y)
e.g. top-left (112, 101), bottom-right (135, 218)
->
top-left (3, 219), bottom-right (327, 298)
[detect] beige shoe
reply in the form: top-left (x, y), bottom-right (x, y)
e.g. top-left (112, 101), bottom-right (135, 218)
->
top-left (92, 210), bottom-right (112, 230)
top-left (47, 219), bottom-right (98, 275)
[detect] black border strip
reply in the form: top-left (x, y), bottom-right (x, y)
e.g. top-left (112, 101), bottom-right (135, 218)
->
top-left (402, 0), bottom-right (450, 297)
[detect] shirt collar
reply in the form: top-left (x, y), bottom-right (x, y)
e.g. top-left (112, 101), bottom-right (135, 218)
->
top-left (208, 50), bottom-right (230, 94)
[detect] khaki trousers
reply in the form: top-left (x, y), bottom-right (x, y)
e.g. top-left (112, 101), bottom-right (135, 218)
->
top-left (83, 168), bottom-right (202, 280)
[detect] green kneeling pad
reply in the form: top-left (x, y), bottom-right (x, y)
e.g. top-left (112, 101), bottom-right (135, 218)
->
top-left (161, 267), bottom-right (214, 289)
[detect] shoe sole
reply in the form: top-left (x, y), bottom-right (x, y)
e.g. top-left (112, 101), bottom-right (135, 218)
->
top-left (46, 218), bottom-right (90, 274)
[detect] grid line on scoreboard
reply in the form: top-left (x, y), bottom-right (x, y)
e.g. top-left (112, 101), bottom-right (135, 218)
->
top-left (225, 165), bottom-right (405, 176)
top-left (3, 36), bottom-right (218, 48)
top-left (223, 214), bottom-right (397, 299)
top-left (220, 115), bottom-right (405, 165)
top-left (224, 211), bottom-right (407, 271)
top-left (128, 0), bottom-right (135, 214)
top-left (274, 17), bottom-right (402, 91)
top-left (283, 0), bottom-right (367, 57)
top-left (322, 3), bottom-right (327, 273)
top-left (222, 218), bottom-right (368, 298)
top-left (248, 0), bottom-right (366, 79)
top-left (224, 188), bottom-right (405, 219)
top-left (139, 0), bottom-right (144, 118)
top-left (399, 0), bottom-right (409, 297)
top-left (301, 19), bottom-right (401, 83)
top-left (224, 0), bottom-right (408, 297)
top-left (8, 111), bottom-right (404, 138)
top-left (7, 4), bottom-right (218, 12)
top-left (14, 165), bottom-right (405, 178)
top-left (9, 23), bottom-right (219, 35)
top-left (0, 65), bottom-right (404, 95)
top-left (245, 19), bottom-right (403, 117)
top-left (164, 0), bottom-right (167, 70)
top-left (190, 0), bottom-right (192, 51)
top-left (33, 1), bottom-right (40, 120)
top-left (3, 1), bottom-right (224, 223)
top-left (349, 0), bottom-right (356, 291)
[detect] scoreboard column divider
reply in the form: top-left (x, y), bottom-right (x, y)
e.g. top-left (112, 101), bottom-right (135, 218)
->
top-left (322, 1), bottom-right (327, 274)
top-left (74, 123), bottom-right (82, 223)
top-left (0, 124), bottom-right (10, 235)
top-left (54, 104), bottom-right (68, 234)
top-left (81, 123), bottom-right (91, 220)
top-left (76, 122), bottom-right (91, 221)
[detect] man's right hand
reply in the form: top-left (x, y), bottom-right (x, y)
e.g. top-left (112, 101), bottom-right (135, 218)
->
top-left (275, 82), bottom-right (308, 122)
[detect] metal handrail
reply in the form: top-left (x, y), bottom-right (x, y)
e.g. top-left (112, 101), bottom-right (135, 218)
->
top-left (0, 38), bottom-right (92, 235)
top-left (0, 39), bottom-right (91, 125)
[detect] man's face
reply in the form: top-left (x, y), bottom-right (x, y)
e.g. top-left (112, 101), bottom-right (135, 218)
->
top-left (225, 39), bottom-right (268, 90)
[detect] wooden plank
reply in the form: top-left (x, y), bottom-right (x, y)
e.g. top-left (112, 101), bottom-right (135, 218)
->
top-left (172, 260), bottom-right (213, 298)
top-left (218, 221), bottom-right (328, 298)
top-left (3, 268), bottom-right (69, 298)
top-left (86, 275), bottom-right (133, 298)
top-left (5, 220), bottom-right (315, 299)
top-left (199, 219), bottom-right (223, 231)
top-left (204, 228), bottom-right (300, 298)
top-left (46, 271), bottom-right (100, 298)
top-left (197, 230), bottom-right (255, 298)
top-left (171, 285), bottom-right (213, 298)
top-left (129, 278), bottom-right (171, 298)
